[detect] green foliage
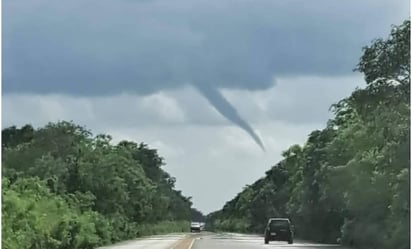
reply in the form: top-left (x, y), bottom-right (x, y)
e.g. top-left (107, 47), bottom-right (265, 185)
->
top-left (2, 177), bottom-right (105, 249)
top-left (136, 221), bottom-right (190, 236)
top-left (2, 121), bottom-right (193, 248)
top-left (191, 208), bottom-right (206, 222)
top-left (207, 20), bottom-right (410, 249)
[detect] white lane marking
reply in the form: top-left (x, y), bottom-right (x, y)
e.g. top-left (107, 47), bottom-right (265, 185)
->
top-left (170, 234), bottom-right (189, 249)
top-left (170, 235), bottom-right (188, 249)
top-left (170, 237), bottom-right (196, 249)
top-left (188, 238), bottom-right (197, 249)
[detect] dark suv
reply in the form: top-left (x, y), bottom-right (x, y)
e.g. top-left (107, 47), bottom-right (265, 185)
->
top-left (264, 218), bottom-right (294, 244)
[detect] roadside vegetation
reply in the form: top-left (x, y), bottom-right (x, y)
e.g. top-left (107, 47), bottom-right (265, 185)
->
top-left (207, 20), bottom-right (410, 249)
top-left (2, 122), bottom-right (202, 249)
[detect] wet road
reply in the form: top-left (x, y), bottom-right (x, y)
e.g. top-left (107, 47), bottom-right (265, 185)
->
top-left (98, 233), bottom-right (190, 249)
top-left (193, 233), bottom-right (345, 249)
top-left (98, 232), bottom-right (346, 249)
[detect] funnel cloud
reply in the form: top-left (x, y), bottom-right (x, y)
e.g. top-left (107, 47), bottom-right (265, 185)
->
top-left (196, 85), bottom-right (265, 151)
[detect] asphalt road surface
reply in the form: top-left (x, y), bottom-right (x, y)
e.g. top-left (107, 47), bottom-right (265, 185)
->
top-left (99, 232), bottom-right (346, 249)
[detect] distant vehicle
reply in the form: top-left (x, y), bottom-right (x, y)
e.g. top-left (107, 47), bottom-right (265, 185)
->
top-left (190, 222), bottom-right (201, 232)
top-left (264, 218), bottom-right (294, 244)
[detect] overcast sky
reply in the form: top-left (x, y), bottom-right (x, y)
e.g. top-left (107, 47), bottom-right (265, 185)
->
top-left (3, 0), bottom-right (409, 214)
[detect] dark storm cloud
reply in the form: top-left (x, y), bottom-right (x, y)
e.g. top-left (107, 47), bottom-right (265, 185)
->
top-left (3, 0), bottom-right (408, 149)
top-left (3, 0), bottom-right (408, 95)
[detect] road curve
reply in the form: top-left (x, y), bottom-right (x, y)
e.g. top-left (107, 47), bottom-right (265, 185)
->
top-left (98, 232), bottom-right (347, 249)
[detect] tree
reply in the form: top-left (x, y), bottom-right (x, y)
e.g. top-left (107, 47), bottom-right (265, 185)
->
top-left (207, 20), bottom-right (410, 249)
top-left (3, 121), bottom-right (194, 248)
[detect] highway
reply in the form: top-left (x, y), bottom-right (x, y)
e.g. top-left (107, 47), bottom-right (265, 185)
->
top-left (99, 232), bottom-right (346, 249)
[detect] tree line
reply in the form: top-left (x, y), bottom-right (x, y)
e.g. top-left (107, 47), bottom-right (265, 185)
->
top-left (2, 122), bottom-right (204, 249)
top-left (206, 20), bottom-right (410, 249)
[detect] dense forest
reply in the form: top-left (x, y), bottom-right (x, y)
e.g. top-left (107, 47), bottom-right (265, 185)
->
top-left (2, 122), bottom-right (205, 249)
top-left (207, 20), bottom-right (410, 249)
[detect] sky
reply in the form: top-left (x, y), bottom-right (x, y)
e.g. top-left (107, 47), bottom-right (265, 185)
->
top-left (2, 0), bottom-right (410, 214)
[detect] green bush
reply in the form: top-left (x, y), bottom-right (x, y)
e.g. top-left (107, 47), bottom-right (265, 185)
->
top-left (2, 178), bottom-right (110, 249)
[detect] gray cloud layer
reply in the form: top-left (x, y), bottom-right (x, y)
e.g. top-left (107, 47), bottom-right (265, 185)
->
top-left (3, 0), bottom-right (408, 95)
top-left (3, 0), bottom-right (408, 149)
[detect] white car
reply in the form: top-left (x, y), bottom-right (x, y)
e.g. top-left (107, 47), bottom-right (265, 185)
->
top-left (190, 222), bottom-right (201, 232)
